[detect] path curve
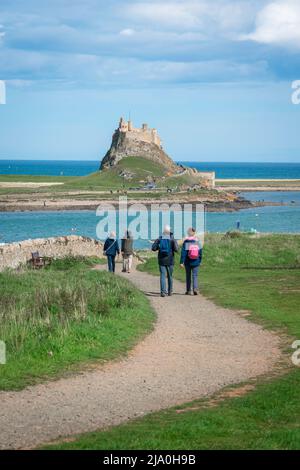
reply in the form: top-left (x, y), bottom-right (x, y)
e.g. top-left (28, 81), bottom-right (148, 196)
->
top-left (0, 264), bottom-right (281, 449)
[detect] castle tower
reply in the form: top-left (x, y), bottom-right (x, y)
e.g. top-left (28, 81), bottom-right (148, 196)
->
top-left (119, 117), bottom-right (128, 132)
top-left (152, 128), bottom-right (161, 146)
top-left (128, 120), bottom-right (133, 131)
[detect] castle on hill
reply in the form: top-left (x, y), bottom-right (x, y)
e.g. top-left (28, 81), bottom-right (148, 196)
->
top-left (100, 116), bottom-right (176, 172)
top-left (118, 117), bottom-right (161, 147)
top-left (100, 117), bottom-right (215, 189)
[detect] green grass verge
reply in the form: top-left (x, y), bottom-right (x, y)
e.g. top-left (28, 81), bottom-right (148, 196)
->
top-left (47, 234), bottom-right (300, 450)
top-left (139, 234), bottom-right (300, 337)
top-left (0, 157), bottom-right (166, 192)
top-left (0, 257), bottom-right (155, 391)
top-left (48, 369), bottom-right (300, 450)
top-left (0, 174), bottom-right (73, 183)
top-left (0, 157), bottom-right (212, 195)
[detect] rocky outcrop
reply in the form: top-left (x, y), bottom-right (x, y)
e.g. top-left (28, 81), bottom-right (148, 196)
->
top-left (0, 236), bottom-right (104, 271)
top-left (100, 118), bottom-right (215, 188)
top-left (100, 123), bottom-right (178, 173)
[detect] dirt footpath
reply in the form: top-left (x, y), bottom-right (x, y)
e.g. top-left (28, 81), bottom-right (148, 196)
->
top-left (0, 264), bottom-right (281, 449)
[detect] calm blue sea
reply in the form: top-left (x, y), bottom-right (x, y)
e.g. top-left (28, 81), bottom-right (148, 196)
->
top-left (0, 161), bottom-right (300, 242)
top-left (1, 160), bottom-right (300, 179)
top-left (1, 192), bottom-right (300, 247)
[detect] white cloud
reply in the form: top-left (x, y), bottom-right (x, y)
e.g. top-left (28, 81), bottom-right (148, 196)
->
top-left (125, 2), bottom-right (204, 29)
top-left (242, 0), bottom-right (300, 48)
top-left (0, 0), bottom-right (298, 88)
top-left (119, 28), bottom-right (135, 36)
top-left (6, 79), bottom-right (33, 88)
top-left (124, 1), bottom-right (258, 34)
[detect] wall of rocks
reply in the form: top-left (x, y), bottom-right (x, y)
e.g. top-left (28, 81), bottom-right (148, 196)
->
top-left (0, 235), bottom-right (104, 271)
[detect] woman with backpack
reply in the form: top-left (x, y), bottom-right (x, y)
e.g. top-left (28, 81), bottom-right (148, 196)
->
top-left (103, 231), bottom-right (120, 273)
top-left (180, 227), bottom-right (202, 295)
top-left (121, 230), bottom-right (134, 273)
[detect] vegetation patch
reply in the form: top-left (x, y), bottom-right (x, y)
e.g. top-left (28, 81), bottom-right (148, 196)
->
top-left (0, 257), bottom-right (155, 390)
top-left (0, 157), bottom-right (213, 195)
top-left (48, 234), bottom-right (300, 450)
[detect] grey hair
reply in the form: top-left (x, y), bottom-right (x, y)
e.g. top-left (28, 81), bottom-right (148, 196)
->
top-left (187, 227), bottom-right (196, 237)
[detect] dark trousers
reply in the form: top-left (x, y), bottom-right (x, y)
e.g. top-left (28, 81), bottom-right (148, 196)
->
top-left (107, 255), bottom-right (116, 273)
top-left (185, 264), bottom-right (199, 292)
top-left (159, 265), bottom-right (173, 294)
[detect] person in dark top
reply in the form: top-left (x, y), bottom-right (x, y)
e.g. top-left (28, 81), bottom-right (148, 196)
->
top-left (152, 225), bottom-right (178, 297)
top-left (121, 230), bottom-right (134, 273)
top-left (103, 231), bottom-right (120, 273)
top-left (180, 227), bottom-right (202, 295)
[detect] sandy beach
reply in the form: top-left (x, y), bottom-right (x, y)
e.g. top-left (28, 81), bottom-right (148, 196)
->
top-left (216, 178), bottom-right (300, 191)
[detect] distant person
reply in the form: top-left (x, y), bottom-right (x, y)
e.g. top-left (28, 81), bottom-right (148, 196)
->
top-left (103, 231), bottom-right (120, 273)
top-left (180, 227), bottom-right (202, 295)
top-left (152, 225), bottom-right (178, 297)
top-left (121, 230), bottom-right (134, 273)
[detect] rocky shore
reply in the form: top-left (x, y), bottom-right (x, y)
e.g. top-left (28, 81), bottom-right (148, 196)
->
top-left (0, 195), bottom-right (282, 213)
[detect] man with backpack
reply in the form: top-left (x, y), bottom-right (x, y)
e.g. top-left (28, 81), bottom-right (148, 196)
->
top-left (103, 231), bottom-right (120, 273)
top-left (180, 227), bottom-right (202, 295)
top-left (152, 225), bottom-right (178, 297)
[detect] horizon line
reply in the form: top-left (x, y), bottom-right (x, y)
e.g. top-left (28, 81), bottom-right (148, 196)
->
top-left (0, 158), bottom-right (300, 164)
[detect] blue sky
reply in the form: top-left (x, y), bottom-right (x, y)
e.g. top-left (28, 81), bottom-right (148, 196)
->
top-left (0, 0), bottom-right (300, 162)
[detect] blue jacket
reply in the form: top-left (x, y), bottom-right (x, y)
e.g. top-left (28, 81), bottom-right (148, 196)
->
top-left (152, 235), bottom-right (178, 266)
top-left (180, 238), bottom-right (202, 267)
top-left (104, 238), bottom-right (120, 257)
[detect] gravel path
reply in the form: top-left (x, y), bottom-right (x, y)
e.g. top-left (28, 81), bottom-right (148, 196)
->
top-left (0, 263), bottom-right (281, 449)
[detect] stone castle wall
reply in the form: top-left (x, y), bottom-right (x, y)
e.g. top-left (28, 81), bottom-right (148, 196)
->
top-left (0, 235), bottom-right (104, 271)
top-left (118, 118), bottom-right (161, 147)
top-left (125, 129), bottom-right (161, 147)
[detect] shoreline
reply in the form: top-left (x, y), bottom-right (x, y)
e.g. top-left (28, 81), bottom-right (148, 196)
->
top-left (216, 178), bottom-right (300, 192)
top-left (0, 199), bottom-right (286, 213)
top-left (0, 178), bottom-right (299, 213)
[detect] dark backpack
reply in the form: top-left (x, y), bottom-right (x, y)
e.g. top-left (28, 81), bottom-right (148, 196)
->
top-left (159, 238), bottom-right (171, 256)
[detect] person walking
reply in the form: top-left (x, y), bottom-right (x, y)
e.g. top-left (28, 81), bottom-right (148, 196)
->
top-left (152, 225), bottom-right (178, 297)
top-left (121, 230), bottom-right (134, 273)
top-left (180, 227), bottom-right (202, 295)
top-left (103, 231), bottom-right (120, 273)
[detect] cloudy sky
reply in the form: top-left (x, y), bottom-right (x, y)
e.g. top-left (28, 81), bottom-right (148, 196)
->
top-left (0, 0), bottom-right (300, 162)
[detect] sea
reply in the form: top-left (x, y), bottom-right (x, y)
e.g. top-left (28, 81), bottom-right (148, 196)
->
top-left (1, 160), bottom-right (300, 179)
top-left (0, 160), bottom-right (300, 247)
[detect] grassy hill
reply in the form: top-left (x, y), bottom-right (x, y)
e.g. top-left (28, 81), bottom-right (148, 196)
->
top-left (65, 157), bottom-right (169, 191)
top-left (0, 157), bottom-right (203, 194)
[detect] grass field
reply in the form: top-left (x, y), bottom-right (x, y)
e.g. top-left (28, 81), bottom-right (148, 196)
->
top-left (0, 157), bottom-right (167, 191)
top-left (0, 257), bottom-right (155, 391)
top-left (0, 157), bottom-right (208, 195)
top-left (0, 175), bottom-right (73, 183)
top-left (49, 234), bottom-right (300, 450)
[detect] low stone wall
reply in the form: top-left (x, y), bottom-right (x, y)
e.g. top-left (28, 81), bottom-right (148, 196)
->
top-left (0, 236), bottom-right (104, 271)
top-left (197, 171), bottom-right (216, 189)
